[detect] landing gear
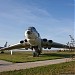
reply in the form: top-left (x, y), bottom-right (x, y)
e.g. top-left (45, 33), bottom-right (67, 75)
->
top-left (33, 49), bottom-right (42, 57)
top-left (32, 46), bottom-right (42, 57)
top-left (32, 48), bottom-right (40, 57)
top-left (33, 51), bottom-right (39, 57)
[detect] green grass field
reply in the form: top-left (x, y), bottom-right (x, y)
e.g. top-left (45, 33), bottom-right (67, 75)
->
top-left (0, 51), bottom-right (75, 63)
top-left (0, 61), bottom-right (75, 75)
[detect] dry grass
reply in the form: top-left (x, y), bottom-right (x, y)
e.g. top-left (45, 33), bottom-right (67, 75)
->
top-left (0, 50), bottom-right (75, 63)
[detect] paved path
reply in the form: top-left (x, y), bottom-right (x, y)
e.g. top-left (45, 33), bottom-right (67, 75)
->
top-left (0, 58), bottom-right (75, 72)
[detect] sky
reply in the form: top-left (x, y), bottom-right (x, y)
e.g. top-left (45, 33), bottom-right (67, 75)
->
top-left (0, 0), bottom-right (74, 46)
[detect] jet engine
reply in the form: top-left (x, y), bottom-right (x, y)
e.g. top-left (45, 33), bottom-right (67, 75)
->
top-left (42, 38), bottom-right (48, 49)
top-left (47, 40), bottom-right (53, 49)
top-left (20, 40), bottom-right (24, 44)
top-left (43, 38), bottom-right (47, 42)
top-left (25, 39), bottom-right (27, 42)
top-left (42, 39), bottom-right (53, 49)
top-left (20, 39), bottom-right (27, 44)
top-left (48, 40), bottom-right (53, 43)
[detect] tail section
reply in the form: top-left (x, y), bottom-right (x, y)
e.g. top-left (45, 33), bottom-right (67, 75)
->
top-left (0, 42), bottom-right (8, 53)
top-left (4, 42), bottom-right (8, 47)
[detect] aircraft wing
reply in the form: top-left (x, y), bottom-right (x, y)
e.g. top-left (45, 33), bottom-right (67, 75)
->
top-left (42, 39), bottom-right (75, 49)
top-left (0, 43), bottom-right (30, 51)
top-left (51, 42), bottom-right (69, 48)
top-left (0, 47), bottom-right (3, 49)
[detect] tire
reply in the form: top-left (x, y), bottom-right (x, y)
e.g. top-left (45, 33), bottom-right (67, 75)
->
top-left (33, 51), bottom-right (36, 57)
top-left (33, 51), bottom-right (39, 57)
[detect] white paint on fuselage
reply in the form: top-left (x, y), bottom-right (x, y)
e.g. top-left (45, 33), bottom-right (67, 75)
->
top-left (25, 30), bottom-right (38, 39)
top-left (25, 29), bottom-right (41, 46)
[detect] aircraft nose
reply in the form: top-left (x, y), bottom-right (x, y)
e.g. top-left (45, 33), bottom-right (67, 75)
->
top-left (27, 31), bottom-right (31, 35)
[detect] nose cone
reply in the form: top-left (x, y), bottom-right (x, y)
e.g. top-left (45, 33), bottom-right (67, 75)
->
top-left (27, 31), bottom-right (31, 35)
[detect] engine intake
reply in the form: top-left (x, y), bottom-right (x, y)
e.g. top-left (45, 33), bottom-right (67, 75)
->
top-left (25, 39), bottom-right (27, 42)
top-left (48, 40), bottom-right (53, 43)
top-left (43, 38), bottom-right (47, 42)
top-left (20, 40), bottom-right (24, 43)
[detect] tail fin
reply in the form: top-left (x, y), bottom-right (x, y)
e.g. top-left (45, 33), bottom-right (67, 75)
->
top-left (4, 42), bottom-right (8, 47)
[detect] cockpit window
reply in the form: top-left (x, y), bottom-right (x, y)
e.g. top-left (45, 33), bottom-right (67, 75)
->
top-left (32, 27), bottom-right (36, 30)
top-left (28, 27), bottom-right (36, 32)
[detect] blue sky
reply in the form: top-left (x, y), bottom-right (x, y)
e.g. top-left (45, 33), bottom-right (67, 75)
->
top-left (0, 0), bottom-right (74, 46)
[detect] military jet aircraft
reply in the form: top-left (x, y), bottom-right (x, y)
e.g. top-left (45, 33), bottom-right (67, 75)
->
top-left (0, 27), bottom-right (74, 57)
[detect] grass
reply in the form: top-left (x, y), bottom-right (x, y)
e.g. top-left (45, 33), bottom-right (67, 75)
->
top-left (0, 50), bottom-right (75, 63)
top-left (0, 61), bottom-right (75, 75)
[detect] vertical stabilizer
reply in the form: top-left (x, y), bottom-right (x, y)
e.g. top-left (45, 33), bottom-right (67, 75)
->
top-left (4, 42), bottom-right (8, 47)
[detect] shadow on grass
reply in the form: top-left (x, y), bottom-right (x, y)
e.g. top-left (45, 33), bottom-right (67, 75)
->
top-left (42, 53), bottom-right (75, 58)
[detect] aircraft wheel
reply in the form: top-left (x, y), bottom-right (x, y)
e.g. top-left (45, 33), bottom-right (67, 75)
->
top-left (33, 51), bottom-right (39, 57)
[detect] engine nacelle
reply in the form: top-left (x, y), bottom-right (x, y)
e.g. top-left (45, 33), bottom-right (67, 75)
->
top-left (20, 40), bottom-right (24, 44)
top-left (20, 39), bottom-right (28, 44)
top-left (48, 47), bottom-right (51, 49)
top-left (25, 39), bottom-right (27, 42)
top-left (42, 38), bottom-right (48, 49)
top-left (48, 40), bottom-right (53, 43)
top-left (44, 47), bottom-right (47, 49)
top-left (42, 39), bottom-right (53, 49)
top-left (47, 40), bottom-right (53, 49)
top-left (42, 38), bottom-right (47, 42)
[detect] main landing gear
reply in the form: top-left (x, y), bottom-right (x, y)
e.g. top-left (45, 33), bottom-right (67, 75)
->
top-left (32, 46), bottom-right (41, 57)
top-left (33, 50), bottom-right (39, 57)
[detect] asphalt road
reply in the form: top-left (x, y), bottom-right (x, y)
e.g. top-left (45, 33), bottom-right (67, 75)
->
top-left (0, 58), bottom-right (75, 72)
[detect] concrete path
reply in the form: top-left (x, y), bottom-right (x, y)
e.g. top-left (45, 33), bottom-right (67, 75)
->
top-left (0, 58), bottom-right (75, 72)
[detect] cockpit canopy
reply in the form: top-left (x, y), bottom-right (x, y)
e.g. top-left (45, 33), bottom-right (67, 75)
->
top-left (28, 27), bottom-right (37, 32)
